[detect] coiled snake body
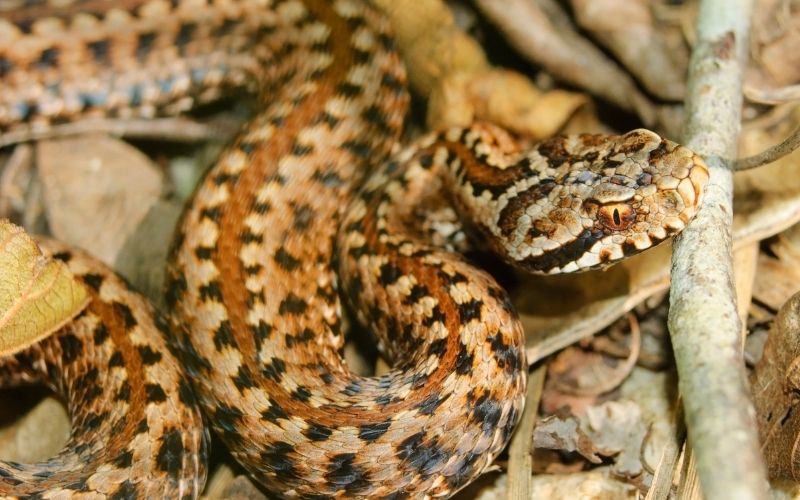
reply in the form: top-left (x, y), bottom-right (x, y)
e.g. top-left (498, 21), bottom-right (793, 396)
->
top-left (0, 0), bottom-right (709, 498)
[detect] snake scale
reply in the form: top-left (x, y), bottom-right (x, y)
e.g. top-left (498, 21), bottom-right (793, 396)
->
top-left (0, 0), bottom-right (709, 498)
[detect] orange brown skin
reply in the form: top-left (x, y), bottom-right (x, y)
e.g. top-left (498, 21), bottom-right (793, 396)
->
top-left (0, 0), bottom-right (708, 498)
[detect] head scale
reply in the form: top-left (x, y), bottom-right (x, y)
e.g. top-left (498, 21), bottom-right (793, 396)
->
top-left (501, 129), bottom-right (709, 274)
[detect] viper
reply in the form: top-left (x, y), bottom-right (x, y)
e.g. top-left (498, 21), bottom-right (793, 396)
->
top-left (0, 0), bottom-right (708, 498)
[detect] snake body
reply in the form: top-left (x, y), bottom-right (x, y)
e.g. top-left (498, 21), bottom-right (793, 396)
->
top-left (0, 241), bottom-right (207, 498)
top-left (0, 0), bottom-right (709, 498)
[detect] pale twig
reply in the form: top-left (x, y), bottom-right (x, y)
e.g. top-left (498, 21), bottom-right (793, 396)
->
top-left (734, 125), bottom-right (800, 170)
top-left (668, 0), bottom-right (768, 498)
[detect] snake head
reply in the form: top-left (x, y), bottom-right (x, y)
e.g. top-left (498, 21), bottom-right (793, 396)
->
top-left (495, 129), bottom-right (709, 274)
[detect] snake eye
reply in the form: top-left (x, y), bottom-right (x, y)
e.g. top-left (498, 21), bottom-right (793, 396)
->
top-left (598, 203), bottom-right (635, 231)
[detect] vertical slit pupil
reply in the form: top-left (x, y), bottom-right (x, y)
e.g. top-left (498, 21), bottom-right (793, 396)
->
top-left (613, 208), bottom-right (621, 226)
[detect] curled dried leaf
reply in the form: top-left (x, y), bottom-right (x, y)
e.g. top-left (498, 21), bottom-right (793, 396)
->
top-left (751, 291), bottom-right (800, 480)
top-left (533, 401), bottom-right (648, 477)
top-left (546, 314), bottom-right (640, 398)
top-left (0, 220), bottom-right (89, 355)
top-left (374, 0), bottom-right (586, 136)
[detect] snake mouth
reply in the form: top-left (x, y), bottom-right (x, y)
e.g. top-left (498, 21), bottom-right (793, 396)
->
top-left (683, 154), bottom-right (710, 215)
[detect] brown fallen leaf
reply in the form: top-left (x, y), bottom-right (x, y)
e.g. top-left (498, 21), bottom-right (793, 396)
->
top-left (373, 0), bottom-right (588, 137)
top-left (747, 0), bottom-right (800, 96)
top-left (0, 219), bottom-right (89, 355)
top-left (753, 223), bottom-right (800, 313)
top-left (570, 0), bottom-right (688, 101)
top-left (37, 134), bottom-right (163, 266)
top-left (750, 291), bottom-right (800, 480)
top-left (533, 401), bottom-right (648, 478)
top-left (546, 314), bottom-right (640, 399)
top-left (474, 0), bottom-right (657, 125)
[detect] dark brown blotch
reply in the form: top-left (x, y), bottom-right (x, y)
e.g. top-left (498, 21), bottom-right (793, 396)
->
top-left (326, 453), bottom-right (371, 495)
top-left (112, 301), bottom-right (138, 330)
top-left (469, 392), bottom-right (503, 436)
top-left (108, 350), bottom-right (124, 368)
top-left (156, 428), bottom-right (185, 478)
top-left (58, 333), bottom-right (83, 364)
top-left (454, 342), bottom-right (474, 375)
top-left (109, 480), bottom-right (137, 500)
top-left (358, 421), bottom-right (391, 442)
top-left (337, 82), bottom-right (362, 97)
top-left (488, 332), bottom-right (521, 373)
top-left (113, 450), bottom-right (133, 468)
top-left (274, 247), bottom-right (302, 271)
top-left (213, 320), bottom-right (236, 350)
top-left (232, 365), bottom-right (256, 391)
top-left (457, 299), bottom-right (483, 323)
top-left (164, 273), bottom-right (188, 309)
top-left (396, 432), bottom-right (447, 477)
top-left (137, 345), bottom-right (163, 365)
top-left (304, 422), bottom-right (333, 442)
top-left (145, 384), bottom-right (168, 403)
top-left (199, 281), bottom-right (224, 302)
top-left (115, 380), bottom-right (131, 401)
top-left (261, 357), bottom-right (286, 382)
top-left (88, 39), bottom-right (110, 64)
top-left (279, 294), bottom-right (308, 315)
top-left (261, 441), bottom-right (298, 480)
top-left (81, 272), bottom-right (104, 291)
top-left (93, 323), bottom-right (110, 345)
top-left (292, 386), bottom-right (312, 402)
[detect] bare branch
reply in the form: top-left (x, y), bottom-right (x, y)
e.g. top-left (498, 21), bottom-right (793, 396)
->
top-left (0, 117), bottom-right (230, 148)
top-left (668, 0), bottom-right (768, 498)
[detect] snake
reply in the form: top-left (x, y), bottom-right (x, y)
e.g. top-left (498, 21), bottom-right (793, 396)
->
top-left (0, 0), bottom-right (710, 498)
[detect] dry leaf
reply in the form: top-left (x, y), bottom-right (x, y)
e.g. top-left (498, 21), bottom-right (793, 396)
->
top-left (751, 224), bottom-right (800, 315)
top-left (374, 0), bottom-right (586, 137)
top-left (534, 401), bottom-right (648, 477)
top-left (750, 291), bottom-right (800, 480)
top-left (37, 134), bottom-right (163, 266)
top-left (0, 220), bottom-right (89, 355)
top-left (748, 0), bottom-right (800, 92)
top-left (545, 314), bottom-right (639, 399)
top-left (570, 0), bottom-right (688, 100)
top-left (620, 368), bottom-right (681, 482)
top-left (428, 69), bottom-right (590, 139)
top-left (527, 468), bottom-right (638, 499)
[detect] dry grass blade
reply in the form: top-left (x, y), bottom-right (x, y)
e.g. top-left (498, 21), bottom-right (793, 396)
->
top-left (506, 364), bottom-right (546, 500)
top-left (645, 403), bottom-right (686, 500)
top-left (0, 220), bottom-right (89, 355)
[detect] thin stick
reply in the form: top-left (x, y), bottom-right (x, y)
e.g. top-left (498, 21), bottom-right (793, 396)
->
top-left (668, 0), bottom-right (768, 498)
top-left (734, 125), bottom-right (800, 171)
top-left (0, 117), bottom-right (227, 147)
